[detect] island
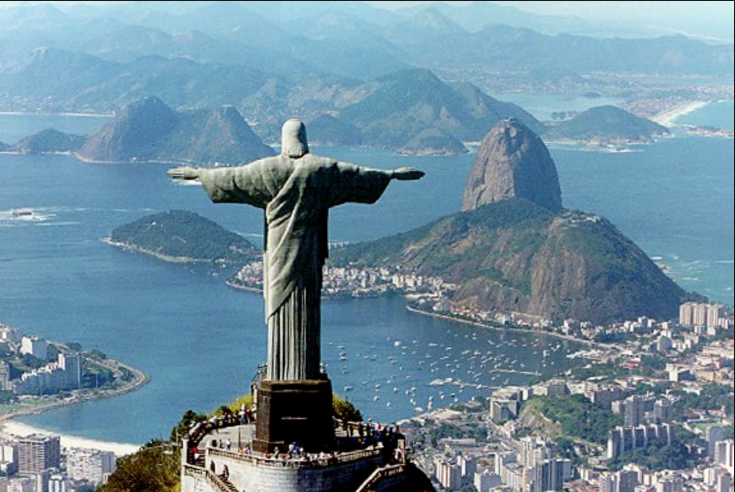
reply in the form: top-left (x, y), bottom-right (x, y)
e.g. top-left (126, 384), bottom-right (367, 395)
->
top-left (543, 105), bottom-right (670, 148)
top-left (106, 210), bottom-right (260, 265)
top-left (9, 128), bottom-right (87, 155)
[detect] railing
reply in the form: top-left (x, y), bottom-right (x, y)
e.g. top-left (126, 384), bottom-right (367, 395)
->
top-left (189, 414), bottom-right (254, 448)
top-left (183, 464), bottom-right (238, 492)
top-left (355, 464), bottom-right (408, 492)
top-left (183, 464), bottom-right (206, 478)
top-left (207, 446), bottom-right (385, 470)
top-left (206, 470), bottom-right (239, 492)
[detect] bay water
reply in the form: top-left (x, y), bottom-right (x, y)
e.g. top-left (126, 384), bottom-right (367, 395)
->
top-left (0, 105), bottom-right (731, 444)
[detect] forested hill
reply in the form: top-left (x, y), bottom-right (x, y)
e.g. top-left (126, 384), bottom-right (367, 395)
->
top-left (109, 210), bottom-right (260, 264)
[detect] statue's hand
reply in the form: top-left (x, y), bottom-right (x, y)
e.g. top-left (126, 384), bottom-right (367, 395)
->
top-left (167, 166), bottom-right (200, 181)
top-left (392, 167), bottom-right (425, 181)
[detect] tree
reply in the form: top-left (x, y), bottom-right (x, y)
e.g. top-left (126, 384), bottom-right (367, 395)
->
top-left (226, 394), bottom-right (254, 414)
top-left (97, 440), bottom-right (179, 492)
top-left (66, 342), bottom-right (83, 351)
top-left (46, 344), bottom-right (59, 362)
top-left (21, 353), bottom-right (46, 370)
top-left (333, 394), bottom-right (363, 422)
top-left (170, 409), bottom-right (207, 442)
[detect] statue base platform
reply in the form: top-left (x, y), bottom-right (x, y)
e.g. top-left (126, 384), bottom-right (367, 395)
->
top-left (253, 377), bottom-right (335, 454)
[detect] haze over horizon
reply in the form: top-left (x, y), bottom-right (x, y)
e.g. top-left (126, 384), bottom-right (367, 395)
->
top-left (1, 0), bottom-right (733, 42)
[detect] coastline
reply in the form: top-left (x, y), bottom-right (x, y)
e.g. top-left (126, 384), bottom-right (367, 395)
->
top-left (104, 238), bottom-right (213, 264)
top-left (225, 279), bottom-right (263, 294)
top-left (651, 100), bottom-right (710, 127)
top-left (405, 305), bottom-right (599, 347)
top-left (0, 351), bottom-right (149, 455)
top-left (0, 421), bottom-right (140, 456)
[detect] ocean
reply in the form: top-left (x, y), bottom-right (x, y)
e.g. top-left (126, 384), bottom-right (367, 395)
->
top-left (0, 103), bottom-right (732, 444)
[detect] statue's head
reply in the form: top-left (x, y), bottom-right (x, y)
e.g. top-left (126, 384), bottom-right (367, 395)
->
top-left (281, 119), bottom-right (309, 159)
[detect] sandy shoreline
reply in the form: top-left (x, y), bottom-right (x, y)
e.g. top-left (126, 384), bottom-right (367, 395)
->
top-left (405, 305), bottom-right (598, 346)
top-left (0, 421), bottom-right (140, 456)
top-left (652, 100), bottom-right (709, 127)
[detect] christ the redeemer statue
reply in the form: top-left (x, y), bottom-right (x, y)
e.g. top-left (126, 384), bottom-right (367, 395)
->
top-left (168, 119), bottom-right (424, 382)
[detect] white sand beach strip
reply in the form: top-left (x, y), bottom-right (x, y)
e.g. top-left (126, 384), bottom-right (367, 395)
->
top-left (652, 100), bottom-right (709, 127)
top-left (1, 420), bottom-right (140, 457)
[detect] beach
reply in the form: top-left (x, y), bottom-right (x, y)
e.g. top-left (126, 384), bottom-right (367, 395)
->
top-left (1, 420), bottom-right (140, 456)
top-left (652, 100), bottom-right (710, 127)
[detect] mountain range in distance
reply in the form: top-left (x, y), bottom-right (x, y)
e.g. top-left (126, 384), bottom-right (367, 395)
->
top-left (0, 1), bottom-right (731, 123)
top-left (4, 73), bottom-right (672, 160)
top-left (78, 96), bottom-right (274, 164)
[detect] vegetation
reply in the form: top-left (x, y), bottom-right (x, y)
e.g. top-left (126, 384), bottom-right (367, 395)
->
top-left (672, 384), bottom-right (735, 420)
top-left (639, 355), bottom-right (670, 377)
top-left (110, 210), bottom-right (259, 264)
top-left (333, 198), bottom-right (554, 270)
top-left (102, 392), bottom-right (367, 491)
top-left (82, 360), bottom-right (115, 389)
top-left (427, 422), bottom-right (487, 447)
top-left (339, 68), bottom-right (542, 146)
top-left (80, 97), bottom-right (274, 165)
top-left (570, 363), bottom-right (627, 381)
top-left (97, 439), bottom-right (179, 492)
top-left (333, 394), bottom-right (363, 422)
top-left (10, 128), bottom-right (86, 153)
top-left (170, 409), bottom-right (208, 443)
top-left (545, 105), bottom-right (669, 143)
top-left (555, 436), bottom-right (586, 466)
top-left (20, 353), bottom-right (46, 370)
top-left (89, 349), bottom-right (108, 360)
top-left (526, 394), bottom-right (623, 445)
top-left (224, 394), bottom-right (254, 415)
top-left (66, 342), bottom-right (83, 351)
top-left (0, 390), bottom-right (16, 405)
top-left (333, 198), bottom-right (685, 324)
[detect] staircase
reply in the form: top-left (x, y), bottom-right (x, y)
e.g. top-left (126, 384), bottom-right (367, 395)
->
top-left (355, 464), bottom-right (407, 492)
top-left (205, 471), bottom-right (239, 492)
top-left (183, 465), bottom-right (240, 492)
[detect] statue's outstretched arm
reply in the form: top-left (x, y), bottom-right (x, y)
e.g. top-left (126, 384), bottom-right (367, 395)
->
top-left (391, 167), bottom-right (425, 181)
top-left (167, 166), bottom-right (200, 180)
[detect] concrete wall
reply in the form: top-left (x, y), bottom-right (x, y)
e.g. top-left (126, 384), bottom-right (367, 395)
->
top-left (181, 471), bottom-right (215, 492)
top-left (182, 450), bottom-right (386, 492)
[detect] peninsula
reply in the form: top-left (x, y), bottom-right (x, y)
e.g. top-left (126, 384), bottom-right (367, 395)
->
top-left (0, 323), bottom-right (149, 432)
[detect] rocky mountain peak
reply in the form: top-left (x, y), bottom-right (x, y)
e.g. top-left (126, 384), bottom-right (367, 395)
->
top-left (462, 118), bottom-right (562, 213)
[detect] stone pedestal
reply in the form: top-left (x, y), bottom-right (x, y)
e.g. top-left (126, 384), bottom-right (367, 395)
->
top-left (253, 377), bottom-right (335, 454)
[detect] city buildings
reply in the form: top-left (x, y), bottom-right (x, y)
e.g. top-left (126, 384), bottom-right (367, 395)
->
top-left (17, 435), bottom-right (60, 474)
top-left (607, 424), bottom-right (672, 460)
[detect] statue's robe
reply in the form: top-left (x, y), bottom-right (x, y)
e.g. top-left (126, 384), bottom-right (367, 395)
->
top-left (199, 154), bottom-right (392, 381)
